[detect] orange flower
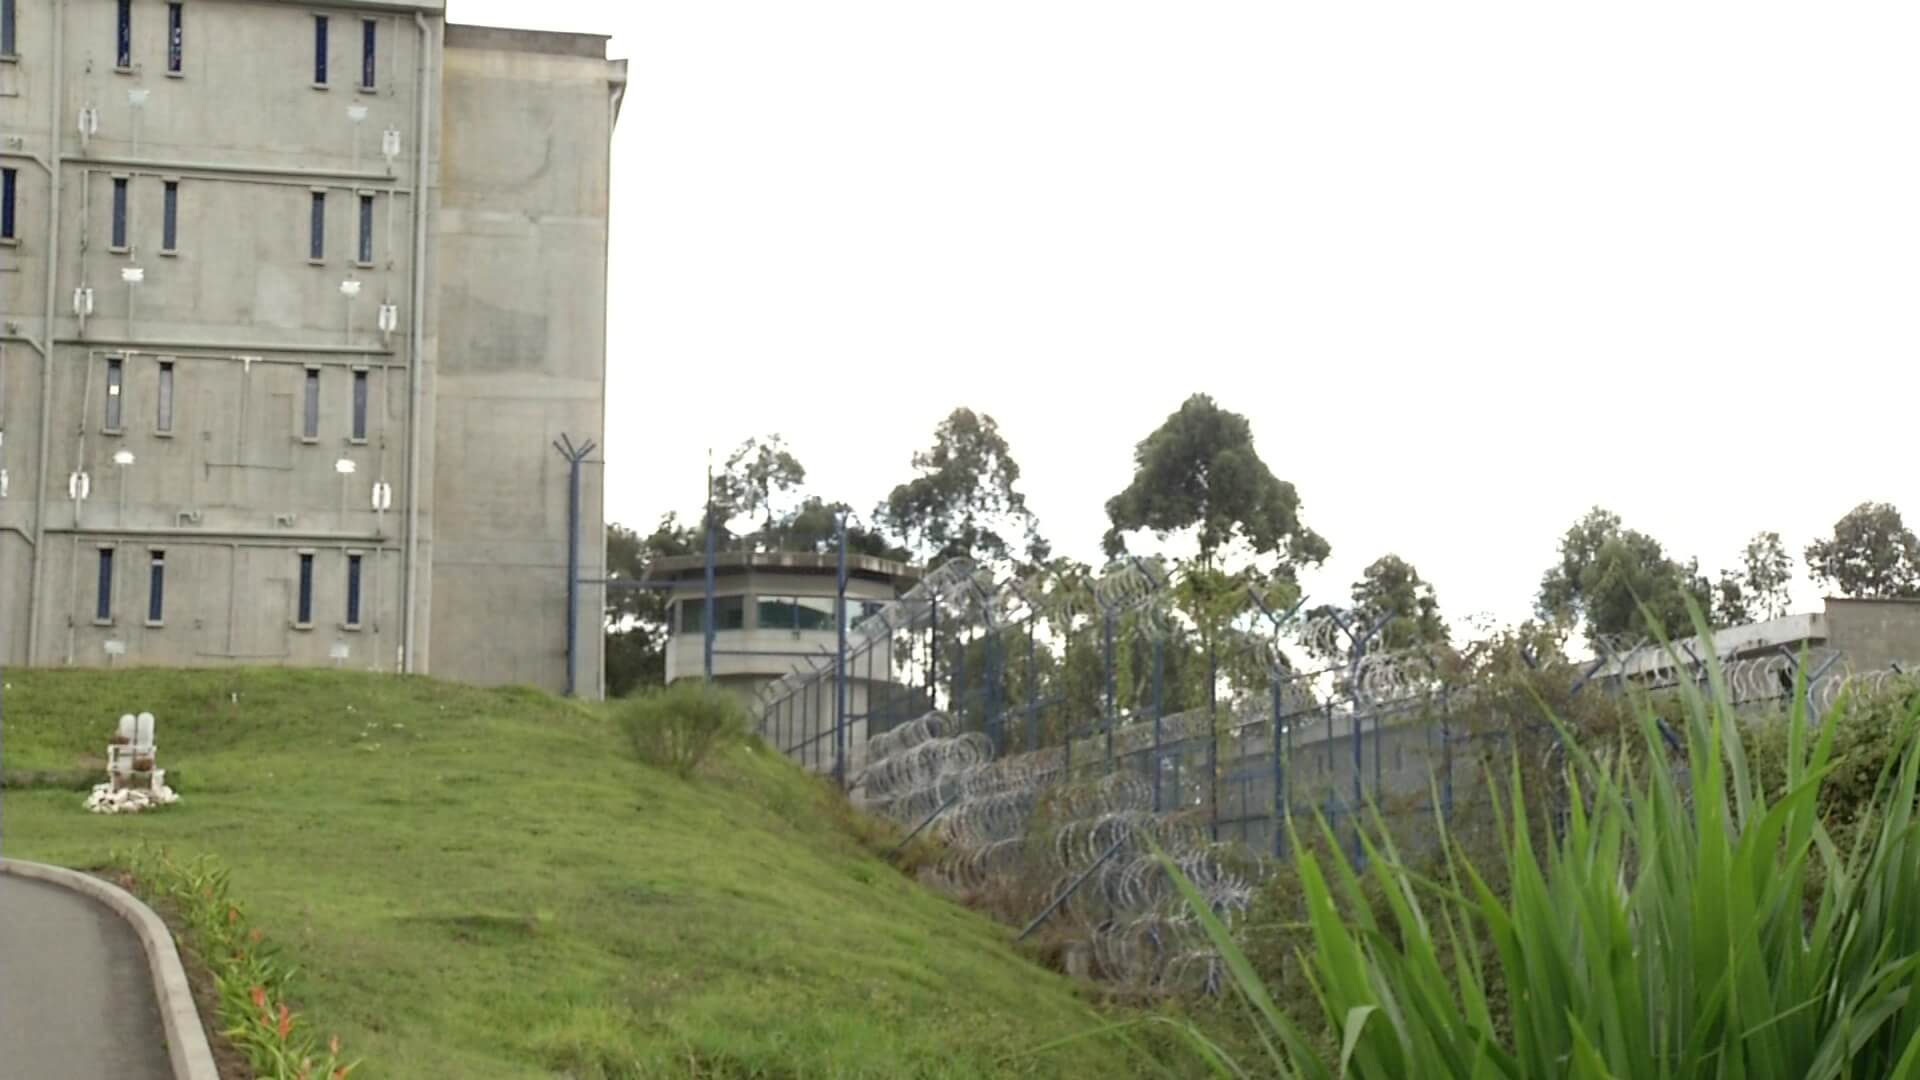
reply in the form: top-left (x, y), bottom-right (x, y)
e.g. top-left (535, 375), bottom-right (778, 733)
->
top-left (277, 1003), bottom-right (293, 1040)
top-left (227, 905), bottom-right (240, 925)
top-left (249, 928), bottom-right (265, 944)
top-left (330, 1035), bottom-right (342, 1057)
top-left (249, 986), bottom-right (268, 1010)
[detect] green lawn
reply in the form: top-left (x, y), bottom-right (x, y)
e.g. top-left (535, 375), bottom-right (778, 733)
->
top-left (0, 668), bottom-right (1177, 1079)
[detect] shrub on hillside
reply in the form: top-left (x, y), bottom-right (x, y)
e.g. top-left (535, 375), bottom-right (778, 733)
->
top-left (618, 682), bottom-right (749, 779)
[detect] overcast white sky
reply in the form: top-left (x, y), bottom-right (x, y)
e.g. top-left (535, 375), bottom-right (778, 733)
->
top-left (451, 0), bottom-right (1916, 631)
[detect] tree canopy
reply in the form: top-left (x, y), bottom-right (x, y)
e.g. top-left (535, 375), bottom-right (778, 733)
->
top-left (1350, 554), bottom-right (1449, 653)
top-left (1537, 507), bottom-right (1710, 643)
top-left (603, 514), bottom-right (699, 697)
top-left (1714, 531), bottom-right (1795, 626)
top-left (1805, 502), bottom-right (1920, 599)
top-left (711, 435), bottom-right (806, 542)
top-left (877, 408), bottom-right (1048, 571)
top-left (1102, 394), bottom-right (1329, 573)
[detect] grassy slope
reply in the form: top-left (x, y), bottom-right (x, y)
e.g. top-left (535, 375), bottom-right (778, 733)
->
top-left (1, 669), bottom-right (1167, 1079)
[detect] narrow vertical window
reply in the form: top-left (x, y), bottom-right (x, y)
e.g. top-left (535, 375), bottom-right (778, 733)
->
top-left (313, 15), bottom-right (328, 85)
top-left (161, 180), bottom-right (179, 252)
top-left (1, 0), bottom-right (15, 58)
top-left (296, 553), bottom-right (315, 626)
top-left (346, 554), bottom-right (363, 626)
top-left (148, 551), bottom-right (166, 623)
top-left (351, 370), bottom-right (368, 440)
top-left (309, 191), bottom-right (325, 260)
top-left (302, 368), bottom-right (320, 439)
top-left (111, 177), bottom-right (129, 249)
top-left (104, 357), bottom-right (124, 430)
top-left (167, 3), bottom-right (183, 73)
top-left (361, 19), bottom-right (377, 90)
top-left (156, 361), bottom-right (175, 433)
top-left (96, 549), bottom-right (115, 622)
top-left (1, 167), bottom-right (16, 241)
top-left (116, 0), bottom-right (132, 68)
top-left (357, 193), bottom-right (374, 264)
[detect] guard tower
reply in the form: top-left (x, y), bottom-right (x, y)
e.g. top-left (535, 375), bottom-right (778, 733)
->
top-left (649, 551), bottom-right (918, 704)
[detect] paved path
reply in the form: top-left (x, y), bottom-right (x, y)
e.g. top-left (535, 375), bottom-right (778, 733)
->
top-left (0, 872), bottom-right (174, 1080)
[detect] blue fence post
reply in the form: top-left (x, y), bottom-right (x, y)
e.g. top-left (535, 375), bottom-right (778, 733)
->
top-left (551, 436), bottom-right (595, 698)
top-left (953, 625), bottom-right (966, 731)
top-left (1103, 611), bottom-right (1116, 769)
top-left (1270, 681), bottom-right (1284, 858)
top-left (1208, 639), bottom-right (1219, 841)
top-left (833, 513), bottom-right (848, 788)
top-left (1151, 630), bottom-right (1165, 812)
top-left (927, 597), bottom-right (938, 714)
top-left (1026, 615), bottom-right (1039, 752)
top-left (702, 504), bottom-right (717, 683)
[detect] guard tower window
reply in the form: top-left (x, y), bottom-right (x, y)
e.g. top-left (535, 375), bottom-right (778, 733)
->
top-left (756, 596), bottom-right (836, 632)
top-left (104, 357), bottom-right (124, 431)
top-left (678, 596), bottom-right (745, 634)
top-left (147, 551), bottom-right (166, 624)
top-left (116, 0), bottom-right (131, 68)
top-left (167, 3), bottom-right (183, 73)
top-left (361, 19), bottom-right (376, 89)
top-left (96, 549), bottom-right (115, 622)
top-left (357, 193), bottom-right (374, 264)
top-left (313, 15), bottom-right (328, 85)
top-left (346, 553), bottom-right (363, 626)
top-left (302, 368), bottom-right (321, 440)
top-left (1, 167), bottom-right (16, 241)
top-left (111, 177), bottom-right (129, 250)
top-left (2, 0), bottom-right (16, 58)
top-left (156, 361), bottom-right (174, 433)
top-left (161, 180), bottom-right (179, 252)
top-left (296, 553), bottom-right (315, 626)
top-left (309, 191), bottom-right (326, 260)
top-left (350, 370), bottom-right (368, 440)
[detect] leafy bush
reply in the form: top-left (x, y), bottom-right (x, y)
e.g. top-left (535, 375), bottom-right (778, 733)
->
top-left (618, 681), bottom-right (750, 778)
top-left (111, 845), bottom-right (361, 1079)
top-left (1166, 654), bottom-right (1920, 1078)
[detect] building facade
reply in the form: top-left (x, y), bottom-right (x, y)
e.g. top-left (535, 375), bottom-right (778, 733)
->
top-left (0, 0), bottom-right (622, 694)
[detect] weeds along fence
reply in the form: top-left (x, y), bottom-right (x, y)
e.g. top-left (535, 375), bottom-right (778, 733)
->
top-left (753, 557), bottom-right (1905, 989)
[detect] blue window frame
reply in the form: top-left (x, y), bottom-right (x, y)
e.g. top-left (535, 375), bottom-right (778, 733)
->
top-left (167, 3), bottom-right (183, 73)
top-left (157, 361), bottom-right (174, 433)
top-left (116, 0), bottom-right (131, 68)
top-left (111, 177), bottom-right (128, 249)
top-left (104, 357), bottom-right (124, 430)
top-left (313, 15), bottom-right (328, 85)
top-left (302, 368), bottom-right (320, 439)
top-left (346, 554), bottom-right (363, 626)
top-left (147, 551), bottom-right (166, 623)
top-left (96, 549), bottom-right (115, 621)
top-left (296, 553), bottom-right (315, 625)
top-left (309, 191), bottom-right (325, 260)
top-left (1, 167), bottom-right (16, 240)
top-left (361, 19), bottom-right (376, 89)
top-left (351, 370), bottom-right (368, 440)
top-left (162, 180), bottom-right (179, 251)
top-left (357, 193), bottom-right (373, 264)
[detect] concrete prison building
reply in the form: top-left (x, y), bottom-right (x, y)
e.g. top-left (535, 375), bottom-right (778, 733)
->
top-left (0, 1), bottom-right (623, 695)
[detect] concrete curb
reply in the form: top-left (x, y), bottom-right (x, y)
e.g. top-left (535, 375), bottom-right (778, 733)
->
top-left (0, 858), bottom-right (221, 1080)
